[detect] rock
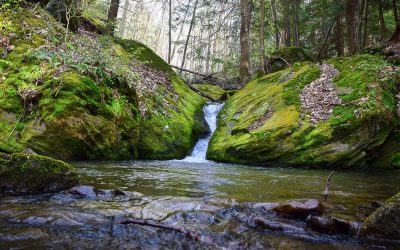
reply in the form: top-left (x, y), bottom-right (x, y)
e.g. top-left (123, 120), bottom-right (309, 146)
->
top-left (356, 202), bottom-right (382, 221)
top-left (113, 188), bottom-right (127, 196)
top-left (306, 215), bottom-right (359, 235)
top-left (68, 185), bottom-right (98, 198)
top-left (0, 153), bottom-right (79, 195)
top-left (360, 193), bottom-right (400, 240)
top-left (272, 199), bottom-right (324, 218)
top-left (253, 217), bottom-right (305, 233)
top-left (0, 9), bottom-right (206, 161)
top-left (207, 55), bottom-right (398, 168)
top-left (266, 47), bottom-right (312, 73)
top-left (141, 197), bottom-right (221, 221)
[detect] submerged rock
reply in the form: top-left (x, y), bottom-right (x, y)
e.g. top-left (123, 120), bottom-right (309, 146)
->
top-left (0, 153), bottom-right (79, 195)
top-left (272, 199), bottom-right (324, 218)
top-left (306, 215), bottom-right (359, 235)
top-left (360, 192), bottom-right (400, 240)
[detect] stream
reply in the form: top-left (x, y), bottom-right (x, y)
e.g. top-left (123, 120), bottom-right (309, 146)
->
top-left (1, 103), bottom-right (400, 249)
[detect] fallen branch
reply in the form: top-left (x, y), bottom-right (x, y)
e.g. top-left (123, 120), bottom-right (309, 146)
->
top-left (119, 219), bottom-right (213, 244)
top-left (323, 171), bottom-right (335, 201)
top-left (170, 65), bottom-right (223, 80)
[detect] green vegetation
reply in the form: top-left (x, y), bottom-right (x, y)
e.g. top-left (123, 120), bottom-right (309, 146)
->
top-left (208, 55), bottom-right (400, 168)
top-left (0, 5), bottom-right (205, 160)
top-left (0, 152), bottom-right (79, 194)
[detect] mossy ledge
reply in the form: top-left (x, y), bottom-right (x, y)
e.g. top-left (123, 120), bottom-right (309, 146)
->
top-left (0, 152), bottom-right (79, 195)
top-left (0, 4), bottom-right (205, 160)
top-left (208, 55), bottom-right (400, 168)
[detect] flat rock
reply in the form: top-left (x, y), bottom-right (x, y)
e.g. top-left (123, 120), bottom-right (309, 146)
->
top-left (273, 199), bottom-right (324, 218)
top-left (306, 215), bottom-right (359, 235)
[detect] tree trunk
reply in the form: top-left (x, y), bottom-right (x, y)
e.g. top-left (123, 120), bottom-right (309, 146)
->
top-left (259, 0), bottom-right (266, 73)
top-left (119, 0), bottom-right (129, 37)
top-left (362, 0), bottom-right (369, 48)
top-left (393, 0), bottom-right (399, 24)
top-left (171, 2), bottom-right (191, 61)
top-left (293, 0), bottom-right (300, 47)
top-left (108, 0), bottom-right (120, 34)
top-left (168, 0), bottom-right (172, 64)
top-left (378, 0), bottom-right (388, 41)
top-left (284, 2), bottom-right (291, 47)
top-left (181, 0), bottom-right (199, 68)
top-left (335, 6), bottom-right (345, 56)
top-left (345, 0), bottom-right (358, 54)
top-left (239, 0), bottom-right (251, 84)
top-left (271, 0), bottom-right (279, 49)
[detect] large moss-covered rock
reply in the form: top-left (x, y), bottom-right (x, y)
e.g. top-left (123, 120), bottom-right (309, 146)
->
top-left (0, 5), bottom-right (204, 160)
top-left (192, 83), bottom-right (227, 101)
top-left (267, 47), bottom-right (313, 73)
top-left (360, 192), bottom-right (400, 240)
top-left (0, 152), bottom-right (79, 195)
top-left (208, 55), bottom-right (399, 167)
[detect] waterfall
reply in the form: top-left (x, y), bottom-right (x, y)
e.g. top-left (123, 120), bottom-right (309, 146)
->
top-left (182, 102), bottom-right (224, 163)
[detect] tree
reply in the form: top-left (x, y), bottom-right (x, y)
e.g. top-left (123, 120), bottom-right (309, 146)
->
top-left (119, 0), bottom-right (130, 37)
top-left (378, 0), bottom-right (388, 40)
top-left (168, 0), bottom-right (172, 64)
top-left (108, 0), bottom-right (120, 34)
top-left (335, 4), bottom-right (344, 56)
top-left (271, 0), bottom-right (279, 49)
top-left (239, 0), bottom-right (251, 84)
top-left (345, 0), bottom-right (358, 54)
top-left (181, 0), bottom-right (199, 68)
top-left (293, 0), bottom-right (300, 47)
top-left (393, 0), bottom-right (399, 24)
top-left (259, 0), bottom-right (266, 73)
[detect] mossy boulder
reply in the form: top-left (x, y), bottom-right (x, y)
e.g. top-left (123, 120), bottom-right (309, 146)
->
top-left (0, 5), bottom-right (205, 160)
top-left (0, 152), bottom-right (79, 195)
top-left (267, 47), bottom-right (313, 73)
top-left (192, 83), bottom-right (227, 101)
top-left (208, 55), bottom-right (400, 168)
top-left (360, 192), bottom-right (400, 240)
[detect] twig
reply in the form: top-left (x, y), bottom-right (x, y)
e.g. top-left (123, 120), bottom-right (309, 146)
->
top-left (323, 171), bottom-right (335, 201)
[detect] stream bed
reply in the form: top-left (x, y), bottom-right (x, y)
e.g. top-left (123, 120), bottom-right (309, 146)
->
top-left (1, 160), bottom-right (400, 249)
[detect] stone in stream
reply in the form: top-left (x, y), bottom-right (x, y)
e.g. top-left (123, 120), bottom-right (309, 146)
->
top-left (253, 217), bottom-right (305, 234)
top-left (272, 199), bottom-right (325, 218)
top-left (68, 185), bottom-right (99, 198)
top-left (360, 193), bottom-right (400, 240)
top-left (141, 197), bottom-right (221, 221)
top-left (306, 215), bottom-right (359, 235)
top-left (0, 153), bottom-right (79, 195)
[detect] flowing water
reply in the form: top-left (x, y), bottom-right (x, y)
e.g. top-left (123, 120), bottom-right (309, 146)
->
top-left (182, 103), bottom-right (224, 163)
top-left (1, 103), bottom-right (400, 249)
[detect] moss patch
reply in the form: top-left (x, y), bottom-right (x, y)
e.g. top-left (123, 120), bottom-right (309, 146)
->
top-left (0, 152), bottom-right (79, 195)
top-left (208, 55), bottom-right (399, 168)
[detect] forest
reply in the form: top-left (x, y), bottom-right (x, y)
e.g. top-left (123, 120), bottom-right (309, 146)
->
top-left (0, 0), bottom-right (400, 248)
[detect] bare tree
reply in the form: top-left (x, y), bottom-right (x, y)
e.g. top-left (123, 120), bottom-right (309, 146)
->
top-left (239, 0), bottom-right (251, 84)
top-left (181, 0), bottom-right (199, 68)
top-left (108, 0), bottom-right (120, 34)
top-left (259, 0), bottom-right (266, 73)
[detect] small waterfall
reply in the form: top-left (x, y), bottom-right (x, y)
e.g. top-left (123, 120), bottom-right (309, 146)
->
top-left (182, 103), bottom-right (224, 163)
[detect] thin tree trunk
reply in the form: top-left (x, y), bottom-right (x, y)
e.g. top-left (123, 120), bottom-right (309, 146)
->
top-left (171, 2), bottom-right (191, 61)
top-left (293, 0), bottom-right (300, 47)
top-left (378, 0), bottom-right (388, 41)
top-left (239, 0), bottom-right (251, 84)
top-left (168, 0), bottom-right (172, 64)
top-left (181, 0), bottom-right (199, 68)
top-left (108, 0), bottom-right (120, 34)
top-left (119, 0), bottom-right (129, 37)
top-left (345, 0), bottom-right (358, 54)
top-left (335, 5), bottom-right (345, 56)
top-left (284, 2), bottom-right (291, 47)
top-left (271, 0), bottom-right (279, 49)
top-left (362, 0), bottom-right (369, 48)
top-left (259, 0), bottom-right (266, 73)
top-left (393, 0), bottom-right (399, 24)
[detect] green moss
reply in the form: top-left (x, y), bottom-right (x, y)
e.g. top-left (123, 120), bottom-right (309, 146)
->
top-left (0, 152), bottom-right (79, 195)
top-left (208, 55), bottom-right (399, 168)
top-left (192, 83), bottom-right (226, 101)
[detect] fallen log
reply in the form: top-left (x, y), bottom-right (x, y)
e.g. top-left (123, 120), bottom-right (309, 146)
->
top-left (170, 65), bottom-right (223, 80)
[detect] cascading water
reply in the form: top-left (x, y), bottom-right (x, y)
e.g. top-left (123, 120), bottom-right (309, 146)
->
top-left (182, 102), bottom-right (224, 163)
